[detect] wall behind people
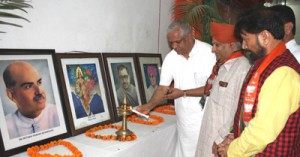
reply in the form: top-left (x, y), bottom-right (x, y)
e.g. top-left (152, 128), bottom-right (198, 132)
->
top-left (0, 0), bottom-right (172, 59)
top-left (289, 3), bottom-right (300, 43)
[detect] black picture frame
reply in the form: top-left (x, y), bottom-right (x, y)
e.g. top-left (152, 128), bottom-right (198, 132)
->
top-left (0, 49), bottom-right (68, 157)
top-left (135, 53), bottom-right (164, 104)
top-left (102, 53), bottom-right (144, 122)
top-left (55, 53), bottom-right (115, 136)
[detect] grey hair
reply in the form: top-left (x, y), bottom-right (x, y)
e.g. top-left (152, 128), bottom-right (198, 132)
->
top-left (167, 19), bottom-right (192, 37)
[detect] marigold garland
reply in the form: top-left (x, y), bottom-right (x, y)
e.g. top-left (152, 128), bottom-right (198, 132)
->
top-left (154, 104), bottom-right (176, 115)
top-left (27, 139), bottom-right (82, 157)
top-left (85, 123), bottom-right (137, 141)
top-left (127, 114), bottom-right (164, 125)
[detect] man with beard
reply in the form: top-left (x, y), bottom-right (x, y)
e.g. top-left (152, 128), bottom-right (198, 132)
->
top-left (217, 7), bottom-right (300, 157)
top-left (3, 61), bottom-right (60, 139)
top-left (116, 64), bottom-right (139, 107)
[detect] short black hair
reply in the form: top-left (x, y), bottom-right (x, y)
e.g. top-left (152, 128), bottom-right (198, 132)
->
top-left (235, 7), bottom-right (284, 40)
top-left (270, 5), bottom-right (296, 35)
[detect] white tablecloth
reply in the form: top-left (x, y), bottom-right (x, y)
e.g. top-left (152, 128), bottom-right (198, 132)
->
top-left (12, 112), bottom-right (177, 157)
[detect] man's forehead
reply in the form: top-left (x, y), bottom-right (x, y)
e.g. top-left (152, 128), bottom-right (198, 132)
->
top-left (167, 29), bottom-right (182, 38)
top-left (240, 29), bottom-right (259, 36)
top-left (119, 68), bottom-right (128, 74)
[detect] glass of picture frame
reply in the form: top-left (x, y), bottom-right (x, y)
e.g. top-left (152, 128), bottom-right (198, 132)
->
top-left (135, 53), bottom-right (165, 104)
top-left (102, 53), bottom-right (144, 122)
top-left (55, 53), bottom-right (115, 136)
top-left (0, 49), bottom-right (68, 157)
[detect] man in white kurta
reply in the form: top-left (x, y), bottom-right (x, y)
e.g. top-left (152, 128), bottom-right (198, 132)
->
top-left (5, 104), bottom-right (60, 139)
top-left (194, 22), bottom-right (251, 157)
top-left (160, 39), bottom-right (215, 157)
top-left (2, 61), bottom-right (60, 140)
top-left (195, 55), bottom-right (250, 157)
top-left (136, 19), bottom-right (215, 157)
top-left (286, 39), bottom-right (300, 62)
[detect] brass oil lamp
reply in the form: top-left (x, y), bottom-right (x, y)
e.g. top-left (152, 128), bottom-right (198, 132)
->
top-left (116, 96), bottom-right (133, 139)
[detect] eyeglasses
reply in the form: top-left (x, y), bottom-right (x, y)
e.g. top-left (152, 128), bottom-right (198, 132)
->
top-left (119, 75), bottom-right (129, 80)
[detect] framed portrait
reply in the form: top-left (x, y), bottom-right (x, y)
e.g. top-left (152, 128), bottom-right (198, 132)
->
top-left (0, 49), bottom-right (68, 156)
top-left (135, 53), bottom-right (165, 104)
top-left (103, 53), bottom-right (143, 121)
top-left (56, 53), bottom-right (114, 136)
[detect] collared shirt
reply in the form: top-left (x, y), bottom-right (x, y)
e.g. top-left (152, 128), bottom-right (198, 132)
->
top-left (286, 39), bottom-right (300, 63)
top-left (195, 56), bottom-right (251, 157)
top-left (5, 104), bottom-right (60, 139)
top-left (146, 85), bottom-right (158, 102)
top-left (117, 84), bottom-right (139, 107)
top-left (160, 39), bottom-right (216, 157)
top-left (228, 66), bottom-right (300, 156)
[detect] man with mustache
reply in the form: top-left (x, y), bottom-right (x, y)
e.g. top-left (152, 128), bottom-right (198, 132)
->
top-left (3, 61), bottom-right (60, 139)
top-left (116, 64), bottom-right (139, 107)
top-left (217, 7), bottom-right (300, 157)
top-left (137, 19), bottom-right (215, 157)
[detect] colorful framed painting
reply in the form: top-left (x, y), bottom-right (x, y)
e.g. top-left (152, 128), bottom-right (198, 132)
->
top-left (56, 53), bottom-right (114, 136)
top-left (0, 49), bottom-right (68, 157)
top-left (102, 53), bottom-right (143, 121)
top-left (135, 53), bottom-right (165, 104)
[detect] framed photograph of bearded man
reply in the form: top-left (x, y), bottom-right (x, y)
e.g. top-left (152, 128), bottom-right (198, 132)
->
top-left (56, 53), bottom-right (114, 136)
top-left (103, 53), bottom-right (143, 122)
top-left (0, 49), bottom-right (67, 157)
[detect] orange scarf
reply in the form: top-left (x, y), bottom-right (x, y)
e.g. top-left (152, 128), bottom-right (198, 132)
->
top-left (242, 42), bottom-right (286, 126)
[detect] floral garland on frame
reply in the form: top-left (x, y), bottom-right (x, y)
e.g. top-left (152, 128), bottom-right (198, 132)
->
top-left (127, 114), bottom-right (164, 125)
top-left (27, 139), bottom-right (82, 157)
top-left (85, 124), bottom-right (137, 141)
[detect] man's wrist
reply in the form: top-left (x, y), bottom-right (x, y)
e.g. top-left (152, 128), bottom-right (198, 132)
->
top-left (183, 90), bottom-right (187, 97)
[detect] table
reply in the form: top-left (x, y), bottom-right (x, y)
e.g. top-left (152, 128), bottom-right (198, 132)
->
top-left (12, 112), bottom-right (177, 157)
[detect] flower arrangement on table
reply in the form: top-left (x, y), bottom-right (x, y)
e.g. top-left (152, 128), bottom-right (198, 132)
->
top-left (85, 123), bottom-right (137, 141)
top-left (153, 104), bottom-right (176, 115)
top-left (127, 114), bottom-right (164, 125)
top-left (27, 139), bottom-right (82, 157)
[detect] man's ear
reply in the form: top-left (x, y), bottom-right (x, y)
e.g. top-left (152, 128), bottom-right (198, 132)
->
top-left (6, 88), bottom-right (16, 103)
top-left (187, 33), bottom-right (193, 41)
top-left (285, 22), bottom-right (293, 35)
top-left (258, 30), bottom-right (271, 46)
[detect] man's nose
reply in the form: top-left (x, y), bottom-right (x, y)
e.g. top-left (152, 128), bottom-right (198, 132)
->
top-left (212, 45), bottom-right (216, 53)
top-left (171, 43), bottom-right (178, 50)
top-left (242, 41), bottom-right (248, 49)
top-left (34, 85), bottom-right (43, 94)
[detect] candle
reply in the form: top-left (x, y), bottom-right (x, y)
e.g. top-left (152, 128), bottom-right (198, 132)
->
top-left (131, 109), bottom-right (149, 119)
top-left (123, 95), bottom-right (127, 105)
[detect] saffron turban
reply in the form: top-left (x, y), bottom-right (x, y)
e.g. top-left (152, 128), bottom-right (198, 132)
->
top-left (147, 65), bottom-right (157, 76)
top-left (210, 22), bottom-right (238, 43)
